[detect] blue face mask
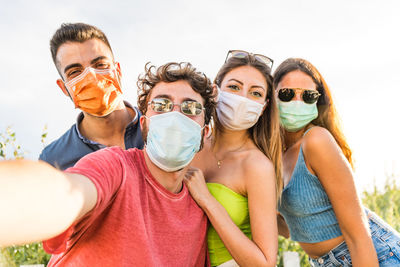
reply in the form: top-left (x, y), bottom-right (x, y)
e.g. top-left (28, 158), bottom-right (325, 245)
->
top-left (145, 111), bottom-right (202, 172)
top-left (278, 100), bottom-right (318, 132)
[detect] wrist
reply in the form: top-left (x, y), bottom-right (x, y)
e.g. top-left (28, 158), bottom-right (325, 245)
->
top-left (198, 193), bottom-right (218, 213)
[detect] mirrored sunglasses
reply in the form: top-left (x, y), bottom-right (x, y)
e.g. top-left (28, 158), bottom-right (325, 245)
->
top-left (225, 50), bottom-right (274, 69)
top-left (148, 98), bottom-right (204, 116)
top-left (278, 88), bottom-right (321, 104)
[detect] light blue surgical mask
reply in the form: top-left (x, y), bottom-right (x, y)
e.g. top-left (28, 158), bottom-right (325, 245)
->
top-left (145, 111), bottom-right (202, 172)
top-left (278, 100), bottom-right (318, 132)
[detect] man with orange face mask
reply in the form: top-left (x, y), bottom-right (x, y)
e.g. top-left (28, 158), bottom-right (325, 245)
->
top-left (39, 23), bottom-right (143, 170)
top-left (0, 62), bottom-right (214, 266)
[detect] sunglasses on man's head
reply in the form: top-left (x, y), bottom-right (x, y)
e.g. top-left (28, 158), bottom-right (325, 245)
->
top-left (278, 88), bottom-right (321, 104)
top-left (148, 98), bottom-right (204, 116)
top-left (225, 50), bottom-right (274, 69)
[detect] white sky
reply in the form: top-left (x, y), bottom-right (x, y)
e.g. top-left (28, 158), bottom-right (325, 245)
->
top-left (0, 0), bottom-right (399, 191)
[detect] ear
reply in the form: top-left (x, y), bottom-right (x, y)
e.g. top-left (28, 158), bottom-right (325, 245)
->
top-left (203, 124), bottom-right (211, 138)
top-left (212, 84), bottom-right (219, 101)
top-left (56, 79), bottom-right (71, 97)
top-left (114, 62), bottom-right (123, 91)
top-left (139, 115), bottom-right (146, 130)
top-left (262, 98), bottom-right (269, 113)
top-left (115, 62), bottom-right (122, 78)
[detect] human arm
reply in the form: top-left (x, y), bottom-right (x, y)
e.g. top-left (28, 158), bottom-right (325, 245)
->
top-left (0, 160), bottom-right (97, 247)
top-left (304, 127), bottom-right (378, 267)
top-left (277, 212), bottom-right (290, 238)
top-left (184, 160), bottom-right (278, 267)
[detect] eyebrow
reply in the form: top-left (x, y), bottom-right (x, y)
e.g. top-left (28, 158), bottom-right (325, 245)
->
top-left (227, 78), bottom-right (266, 92)
top-left (228, 79), bottom-right (243, 85)
top-left (63, 63), bottom-right (82, 75)
top-left (182, 97), bottom-right (199, 102)
top-left (63, 56), bottom-right (111, 75)
top-left (90, 56), bottom-right (109, 65)
top-left (153, 94), bottom-right (171, 99)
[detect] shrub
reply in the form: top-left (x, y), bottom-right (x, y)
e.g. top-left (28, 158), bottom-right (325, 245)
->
top-left (1, 243), bottom-right (50, 267)
top-left (363, 175), bottom-right (400, 232)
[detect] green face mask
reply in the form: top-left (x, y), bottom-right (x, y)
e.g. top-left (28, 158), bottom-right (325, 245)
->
top-left (278, 100), bottom-right (318, 132)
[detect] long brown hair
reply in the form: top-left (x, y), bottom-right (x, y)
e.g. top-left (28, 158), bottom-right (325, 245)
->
top-left (273, 58), bottom-right (354, 169)
top-left (214, 54), bottom-right (283, 196)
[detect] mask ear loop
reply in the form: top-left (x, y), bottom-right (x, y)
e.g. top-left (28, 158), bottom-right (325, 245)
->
top-left (205, 116), bottom-right (214, 138)
top-left (59, 76), bottom-right (74, 102)
top-left (62, 80), bottom-right (74, 101)
top-left (109, 63), bottom-right (123, 94)
top-left (60, 79), bottom-right (77, 107)
top-left (141, 115), bottom-right (151, 147)
top-left (214, 85), bottom-right (221, 102)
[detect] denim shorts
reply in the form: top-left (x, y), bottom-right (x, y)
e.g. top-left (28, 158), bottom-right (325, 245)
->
top-left (309, 210), bottom-right (400, 267)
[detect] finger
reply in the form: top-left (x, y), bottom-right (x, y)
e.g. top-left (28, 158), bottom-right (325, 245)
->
top-left (185, 170), bottom-right (194, 176)
top-left (183, 177), bottom-right (189, 185)
top-left (184, 172), bottom-right (193, 181)
top-left (187, 166), bottom-right (199, 172)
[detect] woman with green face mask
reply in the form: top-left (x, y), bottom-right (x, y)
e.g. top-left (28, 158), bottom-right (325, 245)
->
top-left (274, 58), bottom-right (400, 267)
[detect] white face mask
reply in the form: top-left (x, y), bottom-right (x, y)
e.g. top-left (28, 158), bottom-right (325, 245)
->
top-left (216, 90), bottom-right (265, 131)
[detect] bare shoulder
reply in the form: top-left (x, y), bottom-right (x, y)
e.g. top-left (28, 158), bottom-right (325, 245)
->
top-left (242, 148), bottom-right (275, 184)
top-left (302, 126), bottom-right (338, 154)
top-left (241, 148), bottom-right (276, 202)
top-left (302, 126), bottom-right (351, 182)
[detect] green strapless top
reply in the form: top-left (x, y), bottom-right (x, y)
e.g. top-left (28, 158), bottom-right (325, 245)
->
top-left (206, 183), bottom-right (252, 266)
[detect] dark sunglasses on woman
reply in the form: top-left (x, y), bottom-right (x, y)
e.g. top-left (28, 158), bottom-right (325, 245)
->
top-left (278, 88), bottom-right (321, 104)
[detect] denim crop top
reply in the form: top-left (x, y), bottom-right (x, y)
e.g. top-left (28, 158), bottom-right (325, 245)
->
top-left (278, 131), bottom-right (342, 243)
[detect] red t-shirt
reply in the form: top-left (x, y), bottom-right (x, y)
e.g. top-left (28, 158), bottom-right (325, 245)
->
top-left (43, 147), bottom-right (208, 266)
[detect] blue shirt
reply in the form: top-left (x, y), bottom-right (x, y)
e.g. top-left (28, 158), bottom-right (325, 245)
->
top-left (39, 102), bottom-right (144, 170)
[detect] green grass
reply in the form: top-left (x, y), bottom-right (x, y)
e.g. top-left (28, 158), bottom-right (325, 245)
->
top-left (1, 244), bottom-right (50, 267)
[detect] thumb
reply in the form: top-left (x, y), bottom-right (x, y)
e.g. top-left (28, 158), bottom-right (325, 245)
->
top-left (183, 173), bottom-right (192, 184)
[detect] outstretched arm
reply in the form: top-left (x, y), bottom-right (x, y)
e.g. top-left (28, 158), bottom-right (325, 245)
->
top-left (0, 160), bottom-right (97, 247)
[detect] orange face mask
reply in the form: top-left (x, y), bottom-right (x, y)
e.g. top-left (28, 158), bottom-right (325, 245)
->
top-left (65, 66), bottom-right (123, 117)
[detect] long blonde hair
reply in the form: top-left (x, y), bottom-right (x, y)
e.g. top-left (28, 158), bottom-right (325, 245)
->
top-left (273, 58), bottom-right (354, 169)
top-left (214, 54), bottom-right (283, 197)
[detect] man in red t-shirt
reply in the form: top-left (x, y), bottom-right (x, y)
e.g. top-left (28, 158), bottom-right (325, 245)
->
top-left (0, 62), bottom-right (216, 266)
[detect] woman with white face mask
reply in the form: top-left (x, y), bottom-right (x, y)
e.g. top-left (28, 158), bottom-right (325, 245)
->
top-left (274, 58), bottom-right (400, 267)
top-left (185, 50), bottom-right (282, 267)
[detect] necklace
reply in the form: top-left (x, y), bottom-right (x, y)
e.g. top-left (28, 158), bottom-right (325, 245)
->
top-left (213, 140), bottom-right (248, 169)
top-left (217, 159), bottom-right (222, 169)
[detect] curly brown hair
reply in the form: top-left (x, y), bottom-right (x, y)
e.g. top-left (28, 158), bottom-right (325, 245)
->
top-left (137, 62), bottom-right (216, 125)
